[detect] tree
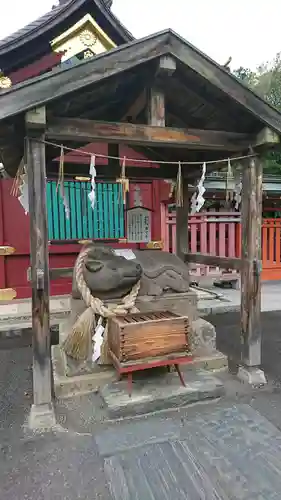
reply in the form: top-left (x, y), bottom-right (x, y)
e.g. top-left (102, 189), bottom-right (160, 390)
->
top-left (233, 54), bottom-right (281, 174)
top-left (233, 66), bottom-right (258, 87)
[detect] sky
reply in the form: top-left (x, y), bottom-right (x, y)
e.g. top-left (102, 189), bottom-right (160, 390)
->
top-left (0, 0), bottom-right (280, 70)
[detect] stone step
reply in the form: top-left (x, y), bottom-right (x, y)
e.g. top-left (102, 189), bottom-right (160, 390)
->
top-left (99, 369), bottom-right (224, 419)
top-left (52, 344), bottom-right (227, 400)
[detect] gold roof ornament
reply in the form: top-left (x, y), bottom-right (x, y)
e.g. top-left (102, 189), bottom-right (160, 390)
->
top-left (84, 49), bottom-right (94, 59)
top-left (0, 75), bottom-right (12, 89)
top-left (79, 29), bottom-right (97, 48)
top-left (51, 13), bottom-right (116, 63)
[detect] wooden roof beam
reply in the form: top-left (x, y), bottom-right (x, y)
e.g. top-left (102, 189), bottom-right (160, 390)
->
top-left (254, 126), bottom-right (280, 149)
top-left (121, 57), bottom-right (175, 124)
top-left (45, 117), bottom-right (254, 151)
top-left (121, 90), bottom-right (147, 122)
top-left (156, 55), bottom-right (177, 77)
top-left (47, 162), bottom-right (179, 179)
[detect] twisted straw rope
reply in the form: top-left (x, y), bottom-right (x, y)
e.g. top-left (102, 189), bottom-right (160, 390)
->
top-left (75, 245), bottom-right (140, 319)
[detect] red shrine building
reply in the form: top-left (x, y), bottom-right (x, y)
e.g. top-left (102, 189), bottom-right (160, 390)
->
top-left (0, 0), bottom-right (170, 299)
top-left (0, 0), bottom-right (281, 299)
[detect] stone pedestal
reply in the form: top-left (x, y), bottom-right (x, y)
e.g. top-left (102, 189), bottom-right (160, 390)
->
top-left (55, 289), bottom-right (226, 395)
top-left (100, 369), bottom-right (224, 419)
top-left (59, 291), bottom-right (200, 374)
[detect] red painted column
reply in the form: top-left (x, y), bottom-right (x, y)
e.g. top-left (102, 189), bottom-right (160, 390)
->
top-left (0, 180), bottom-right (6, 289)
top-left (152, 180), bottom-right (162, 241)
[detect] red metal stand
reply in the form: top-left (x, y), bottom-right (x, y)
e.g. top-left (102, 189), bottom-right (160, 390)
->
top-left (109, 350), bottom-right (193, 397)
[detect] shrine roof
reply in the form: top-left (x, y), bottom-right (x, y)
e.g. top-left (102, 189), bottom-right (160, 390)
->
top-left (1, 29), bottom-right (281, 177)
top-left (1, 29), bottom-right (281, 130)
top-left (0, 0), bottom-right (132, 58)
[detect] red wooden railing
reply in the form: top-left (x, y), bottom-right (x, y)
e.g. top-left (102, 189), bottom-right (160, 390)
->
top-left (160, 204), bottom-right (281, 281)
top-left (261, 219), bottom-right (281, 280)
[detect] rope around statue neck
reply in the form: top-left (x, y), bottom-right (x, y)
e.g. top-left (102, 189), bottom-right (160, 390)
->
top-left (62, 246), bottom-right (140, 362)
top-left (75, 246), bottom-right (140, 318)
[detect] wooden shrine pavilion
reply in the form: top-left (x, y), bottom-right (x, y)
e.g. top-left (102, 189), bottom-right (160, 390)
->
top-left (0, 0), bottom-right (166, 300)
top-left (1, 27), bottom-right (281, 424)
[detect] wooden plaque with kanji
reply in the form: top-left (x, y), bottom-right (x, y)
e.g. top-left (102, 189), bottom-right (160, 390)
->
top-left (126, 207), bottom-right (151, 243)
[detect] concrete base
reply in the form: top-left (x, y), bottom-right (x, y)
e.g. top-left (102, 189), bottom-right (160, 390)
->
top-left (28, 402), bottom-right (56, 430)
top-left (100, 369), bottom-right (224, 419)
top-left (237, 366), bottom-right (267, 386)
top-left (52, 344), bottom-right (227, 399)
top-left (52, 345), bottom-right (115, 398)
top-left (54, 366), bottom-right (116, 399)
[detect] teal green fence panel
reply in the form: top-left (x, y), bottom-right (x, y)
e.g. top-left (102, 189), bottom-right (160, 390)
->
top-left (46, 180), bottom-right (125, 240)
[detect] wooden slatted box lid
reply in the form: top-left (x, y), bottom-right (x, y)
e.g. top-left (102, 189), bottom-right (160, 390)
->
top-left (108, 310), bottom-right (190, 364)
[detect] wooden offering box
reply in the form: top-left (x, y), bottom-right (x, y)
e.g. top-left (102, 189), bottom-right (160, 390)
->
top-left (108, 310), bottom-right (190, 365)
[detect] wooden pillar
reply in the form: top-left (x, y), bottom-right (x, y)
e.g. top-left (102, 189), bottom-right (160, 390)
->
top-left (239, 153), bottom-right (264, 381)
top-left (147, 56), bottom-right (189, 261)
top-left (147, 55), bottom-right (176, 127)
top-left (25, 107), bottom-right (55, 426)
top-left (239, 128), bottom-right (280, 383)
top-left (176, 179), bottom-right (189, 263)
top-left (147, 88), bottom-right (165, 127)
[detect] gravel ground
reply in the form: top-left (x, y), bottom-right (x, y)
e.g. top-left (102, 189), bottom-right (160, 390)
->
top-left (2, 311), bottom-right (281, 499)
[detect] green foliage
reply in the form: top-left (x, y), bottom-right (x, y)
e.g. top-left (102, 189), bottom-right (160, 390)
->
top-left (233, 54), bottom-right (281, 175)
top-left (233, 66), bottom-right (258, 87)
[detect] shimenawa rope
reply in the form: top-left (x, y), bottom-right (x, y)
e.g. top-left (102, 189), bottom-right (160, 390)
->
top-left (62, 245), bottom-right (140, 361)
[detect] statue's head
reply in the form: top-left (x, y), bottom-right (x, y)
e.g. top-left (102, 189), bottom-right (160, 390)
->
top-left (73, 243), bottom-right (142, 300)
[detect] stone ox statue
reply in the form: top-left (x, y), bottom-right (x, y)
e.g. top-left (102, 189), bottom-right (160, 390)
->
top-left (72, 243), bottom-right (190, 301)
top-left (60, 243), bottom-right (216, 376)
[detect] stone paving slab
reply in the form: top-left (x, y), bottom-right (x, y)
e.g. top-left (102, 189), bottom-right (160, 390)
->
top-left (100, 369), bottom-right (224, 419)
top-left (102, 403), bottom-right (281, 499)
top-left (198, 280), bottom-right (281, 316)
top-left (96, 418), bottom-right (181, 457)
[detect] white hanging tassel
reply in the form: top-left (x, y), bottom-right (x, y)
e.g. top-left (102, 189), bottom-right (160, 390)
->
top-left (18, 171), bottom-right (29, 214)
top-left (190, 190), bottom-right (197, 215)
top-left (117, 156), bottom-right (129, 205)
top-left (197, 161), bottom-right (206, 212)
top-left (226, 158), bottom-right (233, 207)
top-left (12, 159), bottom-right (29, 214)
top-left (57, 146), bottom-right (70, 219)
top-left (92, 316), bottom-right (105, 363)
top-left (88, 155), bottom-right (97, 210)
top-left (233, 166), bottom-right (242, 210)
top-left (191, 162), bottom-right (206, 214)
top-left (175, 161), bottom-right (183, 207)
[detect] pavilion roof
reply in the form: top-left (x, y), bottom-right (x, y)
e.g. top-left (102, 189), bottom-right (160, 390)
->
top-left (0, 29), bottom-right (280, 178)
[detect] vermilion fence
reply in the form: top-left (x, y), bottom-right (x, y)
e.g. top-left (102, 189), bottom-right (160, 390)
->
top-left (261, 219), bottom-right (281, 280)
top-left (160, 204), bottom-right (281, 281)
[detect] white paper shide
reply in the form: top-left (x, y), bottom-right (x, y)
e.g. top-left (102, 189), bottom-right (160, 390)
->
top-left (88, 155), bottom-right (97, 210)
